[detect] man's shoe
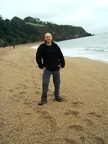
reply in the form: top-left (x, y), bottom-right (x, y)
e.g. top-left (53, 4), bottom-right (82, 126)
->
top-left (55, 98), bottom-right (62, 102)
top-left (38, 100), bottom-right (47, 106)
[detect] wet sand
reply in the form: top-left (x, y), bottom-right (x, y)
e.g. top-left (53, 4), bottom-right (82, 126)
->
top-left (0, 43), bottom-right (108, 144)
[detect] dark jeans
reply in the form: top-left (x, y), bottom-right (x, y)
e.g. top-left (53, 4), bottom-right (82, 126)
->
top-left (41, 69), bottom-right (61, 100)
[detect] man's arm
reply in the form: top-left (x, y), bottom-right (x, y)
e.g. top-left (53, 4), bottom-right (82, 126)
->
top-left (36, 46), bottom-right (44, 69)
top-left (57, 46), bottom-right (65, 68)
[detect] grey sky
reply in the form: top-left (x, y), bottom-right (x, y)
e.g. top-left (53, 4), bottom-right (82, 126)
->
top-left (0, 0), bottom-right (108, 34)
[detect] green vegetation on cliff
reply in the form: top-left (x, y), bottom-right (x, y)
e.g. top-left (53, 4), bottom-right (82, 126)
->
top-left (0, 16), bottom-right (92, 47)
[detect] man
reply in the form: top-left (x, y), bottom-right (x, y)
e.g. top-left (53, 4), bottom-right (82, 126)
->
top-left (36, 33), bottom-right (65, 105)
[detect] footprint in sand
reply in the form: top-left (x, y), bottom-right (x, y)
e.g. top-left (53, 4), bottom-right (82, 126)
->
top-left (87, 112), bottom-right (102, 118)
top-left (9, 89), bottom-right (14, 92)
top-left (68, 124), bottom-right (84, 131)
top-left (35, 91), bottom-right (40, 94)
top-left (87, 134), bottom-right (105, 144)
top-left (23, 85), bottom-right (28, 89)
top-left (64, 110), bottom-right (79, 116)
top-left (23, 99), bottom-right (36, 106)
top-left (9, 94), bottom-right (20, 102)
top-left (17, 91), bottom-right (26, 99)
top-left (24, 112), bottom-right (31, 115)
top-left (19, 91), bottom-right (26, 95)
top-left (36, 110), bottom-right (57, 132)
top-left (34, 83), bottom-right (37, 88)
top-left (72, 101), bottom-right (83, 107)
top-left (84, 119), bottom-right (93, 126)
top-left (35, 87), bottom-right (41, 94)
top-left (83, 131), bottom-right (106, 144)
top-left (10, 91), bottom-right (26, 102)
top-left (16, 84), bottom-right (28, 90)
top-left (16, 84), bottom-right (27, 95)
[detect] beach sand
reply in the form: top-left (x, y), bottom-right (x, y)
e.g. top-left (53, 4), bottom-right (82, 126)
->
top-left (0, 43), bottom-right (108, 144)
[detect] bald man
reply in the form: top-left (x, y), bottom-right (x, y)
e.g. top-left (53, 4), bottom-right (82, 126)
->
top-left (36, 33), bottom-right (65, 105)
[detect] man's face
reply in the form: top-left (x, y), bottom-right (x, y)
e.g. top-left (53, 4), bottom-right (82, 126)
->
top-left (45, 34), bottom-right (52, 43)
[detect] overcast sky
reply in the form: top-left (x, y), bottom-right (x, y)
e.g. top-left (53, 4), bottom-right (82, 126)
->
top-left (0, 0), bottom-right (108, 34)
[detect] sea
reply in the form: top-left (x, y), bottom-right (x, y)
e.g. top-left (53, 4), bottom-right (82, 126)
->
top-left (32, 32), bottom-right (108, 64)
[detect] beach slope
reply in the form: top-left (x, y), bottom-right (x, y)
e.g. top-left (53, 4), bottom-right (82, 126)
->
top-left (0, 43), bottom-right (108, 144)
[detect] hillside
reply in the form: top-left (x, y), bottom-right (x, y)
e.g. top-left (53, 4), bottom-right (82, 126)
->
top-left (0, 16), bottom-right (92, 47)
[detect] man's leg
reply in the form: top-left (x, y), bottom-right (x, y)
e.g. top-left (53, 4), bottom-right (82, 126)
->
top-left (53, 70), bottom-right (61, 101)
top-left (41, 69), bottom-right (51, 101)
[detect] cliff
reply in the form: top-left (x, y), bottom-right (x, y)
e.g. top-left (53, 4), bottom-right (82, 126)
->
top-left (0, 16), bottom-right (92, 47)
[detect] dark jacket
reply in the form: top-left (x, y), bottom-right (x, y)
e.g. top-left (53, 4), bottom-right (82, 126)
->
top-left (36, 42), bottom-right (65, 71)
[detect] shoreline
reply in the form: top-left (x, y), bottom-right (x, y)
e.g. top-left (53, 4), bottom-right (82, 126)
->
top-left (65, 55), bottom-right (108, 65)
top-left (1, 41), bottom-right (108, 64)
top-left (30, 42), bottom-right (108, 65)
top-left (0, 43), bottom-right (108, 144)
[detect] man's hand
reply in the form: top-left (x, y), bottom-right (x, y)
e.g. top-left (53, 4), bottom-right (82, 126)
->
top-left (58, 65), bottom-right (62, 70)
top-left (42, 67), bottom-right (46, 70)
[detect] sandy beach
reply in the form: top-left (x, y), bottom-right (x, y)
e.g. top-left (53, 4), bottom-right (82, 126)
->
top-left (0, 43), bottom-right (108, 144)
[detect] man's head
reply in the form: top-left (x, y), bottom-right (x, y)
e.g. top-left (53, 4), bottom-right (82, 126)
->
top-left (45, 33), bottom-right (52, 45)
